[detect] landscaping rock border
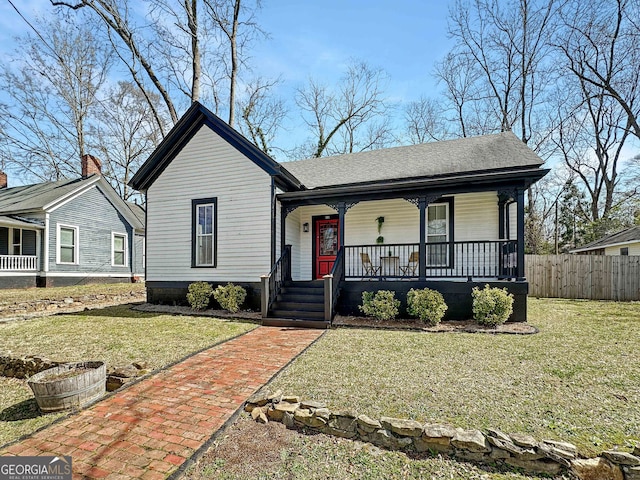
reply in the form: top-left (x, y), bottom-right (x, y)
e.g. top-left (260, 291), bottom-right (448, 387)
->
top-left (245, 391), bottom-right (639, 480)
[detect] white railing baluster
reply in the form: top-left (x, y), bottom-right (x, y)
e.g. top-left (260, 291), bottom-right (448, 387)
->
top-left (0, 255), bottom-right (38, 271)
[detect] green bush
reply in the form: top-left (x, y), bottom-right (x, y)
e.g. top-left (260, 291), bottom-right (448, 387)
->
top-left (187, 281), bottom-right (213, 310)
top-left (213, 283), bottom-right (247, 313)
top-left (407, 287), bottom-right (448, 326)
top-left (359, 290), bottom-right (400, 321)
top-left (472, 284), bottom-right (514, 327)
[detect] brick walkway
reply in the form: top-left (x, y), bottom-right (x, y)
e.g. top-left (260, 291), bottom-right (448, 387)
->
top-left (1, 327), bottom-right (324, 479)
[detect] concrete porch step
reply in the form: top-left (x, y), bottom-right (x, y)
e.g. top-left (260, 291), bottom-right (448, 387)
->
top-left (261, 318), bottom-right (330, 329)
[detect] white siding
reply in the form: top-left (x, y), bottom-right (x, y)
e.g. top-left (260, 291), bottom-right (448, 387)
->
top-left (289, 193), bottom-right (502, 280)
top-left (604, 242), bottom-right (640, 255)
top-left (285, 208), bottom-right (301, 280)
top-left (454, 192), bottom-right (500, 241)
top-left (147, 126), bottom-right (272, 282)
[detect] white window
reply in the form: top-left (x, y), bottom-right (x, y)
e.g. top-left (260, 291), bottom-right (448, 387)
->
top-left (193, 198), bottom-right (217, 267)
top-left (112, 232), bottom-right (128, 267)
top-left (57, 224), bottom-right (79, 264)
top-left (427, 203), bottom-right (449, 266)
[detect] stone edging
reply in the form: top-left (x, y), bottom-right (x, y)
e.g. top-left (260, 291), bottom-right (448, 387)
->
top-left (245, 391), bottom-right (640, 480)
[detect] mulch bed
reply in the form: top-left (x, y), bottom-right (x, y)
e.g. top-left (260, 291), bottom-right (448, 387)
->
top-left (333, 315), bottom-right (538, 334)
top-left (134, 304), bottom-right (537, 334)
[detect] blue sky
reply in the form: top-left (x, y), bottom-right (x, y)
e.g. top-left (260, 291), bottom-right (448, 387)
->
top-left (0, 0), bottom-right (455, 155)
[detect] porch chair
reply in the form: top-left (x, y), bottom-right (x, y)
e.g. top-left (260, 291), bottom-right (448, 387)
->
top-left (399, 251), bottom-right (419, 277)
top-left (359, 252), bottom-right (380, 278)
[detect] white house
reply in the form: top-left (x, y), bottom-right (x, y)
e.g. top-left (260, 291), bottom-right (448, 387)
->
top-left (130, 102), bottom-right (548, 327)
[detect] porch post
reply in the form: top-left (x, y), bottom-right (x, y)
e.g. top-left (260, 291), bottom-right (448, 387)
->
top-left (280, 204), bottom-right (286, 255)
top-left (419, 197), bottom-right (427, 281)
top-left (516, 188), bottom-right (525, 280)
top-left (338, 202), bottom-right (346, 248)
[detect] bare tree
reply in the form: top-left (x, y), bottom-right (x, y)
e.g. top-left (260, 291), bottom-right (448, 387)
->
top-left (54, 0), bottom-right (266, 130)
top-left (90, 82), bottom-right (164, 199)
top-left (204, 0), bottom-right (266, 127)
top-left (236, 78), bottom-right (287, 156)
top-left (404, 97), bottom-right (446, 144)
top-left (0, 16), bottom-right (111, 182)
top-left (558, 0), bottom-right (640, 140)
top-left (296, 61), bottom-right (391, 158)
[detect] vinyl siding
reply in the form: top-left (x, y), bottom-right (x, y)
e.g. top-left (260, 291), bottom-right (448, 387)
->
top-left (134, 234), bottom-right (145, 275)
top-left (290, 193), bottom-right (501, 281)
top-left (48, 185), bottom-right (134, 275)
top-left (146, 125), bottom-right (273, 282)
top-left (604, 242), bottom-right (640, 255)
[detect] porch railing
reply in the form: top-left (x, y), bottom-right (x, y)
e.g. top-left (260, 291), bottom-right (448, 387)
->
top-left (323, 247), bottom-right (344, 321)
top-left (0, 255), bottom-right (38, 271)
top-left (261, 245), bottom-right (291, 317)
top-left (344, 240), bottom-right (518, 279)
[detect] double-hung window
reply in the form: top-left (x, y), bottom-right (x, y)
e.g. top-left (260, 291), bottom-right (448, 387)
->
top-left (192, 198), bottom-right (217, 267)
top-left (426, 202), bottom-right (450, 266)
top-left (112, 232), bottom-right (128, 267)
top-left (57, 224), bottom-right (79, 264)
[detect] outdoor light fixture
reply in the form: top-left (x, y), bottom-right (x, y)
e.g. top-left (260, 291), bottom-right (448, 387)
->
top-left (303, 222), bottom-right (309, 232)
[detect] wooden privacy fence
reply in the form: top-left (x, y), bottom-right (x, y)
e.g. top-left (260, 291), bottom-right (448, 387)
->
top-left (525, 254), bottom-right (640, 301)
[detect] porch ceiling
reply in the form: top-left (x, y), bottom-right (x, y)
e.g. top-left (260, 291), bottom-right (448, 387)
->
top-left (277, 167), bottom-right (549, 206)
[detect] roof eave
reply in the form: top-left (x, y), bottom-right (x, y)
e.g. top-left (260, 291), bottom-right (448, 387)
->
top-left (278, 167), bottom-right (549, 202)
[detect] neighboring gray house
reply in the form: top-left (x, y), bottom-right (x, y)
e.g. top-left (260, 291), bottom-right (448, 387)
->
top-left (571, 226), bottom-right (640, 256)
top-left (0, 155), bottom-right (145, 288)
top-left (130, 102), bottom-right (548, 326)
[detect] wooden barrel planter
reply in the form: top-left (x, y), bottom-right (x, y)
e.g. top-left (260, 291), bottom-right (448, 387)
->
top-left (27, 361), bottom-right (106, 413)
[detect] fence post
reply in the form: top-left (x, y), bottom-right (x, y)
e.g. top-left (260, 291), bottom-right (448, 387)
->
top-left (260, 274), bottom-right (270, 318)
top-left (323, 274), bottom-right (333, 322)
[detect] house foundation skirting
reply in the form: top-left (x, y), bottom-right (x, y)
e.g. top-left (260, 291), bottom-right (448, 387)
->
top-left (146, 281), bottom-right (262, 311)
top-left (338, 280), bottom-right (528, 322)
top-left (36, 274), bottom-right (139, 288)
top-left (0, 274), bottom-right (37, 289)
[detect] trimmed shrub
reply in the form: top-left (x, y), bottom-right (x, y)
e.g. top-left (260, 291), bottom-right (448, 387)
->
top-left (472, 284), bottom-right (514, 327)
top-left (213, 283), bottom-right (247, 313)
top-left (187, 281), bottom-right (213, 310)
top-left (359, 290), bottom-right (400, 321)
top-left (407, 287), bottom-right (448, 326)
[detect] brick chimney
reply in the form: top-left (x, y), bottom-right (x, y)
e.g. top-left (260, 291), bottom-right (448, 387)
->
top-left (81, 154), bottom-right (102, 178)
top-left (0, 171), bottom-right (7, 189)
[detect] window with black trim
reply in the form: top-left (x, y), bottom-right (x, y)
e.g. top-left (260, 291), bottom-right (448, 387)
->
top-left (192, 198), bottom-right (217, 267)
top-left (620, 247), bottom-right (629, 256)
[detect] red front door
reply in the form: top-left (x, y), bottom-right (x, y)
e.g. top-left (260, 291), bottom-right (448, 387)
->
top-left (314, 217), bottom-right (339, 279)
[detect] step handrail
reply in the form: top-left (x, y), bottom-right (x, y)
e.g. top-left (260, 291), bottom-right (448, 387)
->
top-left (323, 247), bottom-right (344, 322)
top-left (261, 245), bottom-right (291, 318)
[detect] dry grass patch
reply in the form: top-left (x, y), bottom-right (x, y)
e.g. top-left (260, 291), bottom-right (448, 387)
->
top-left (185, 415), bottom-right (550, 480)
top-left (268, 298), bottom-right (640, 456)
top-left (0, 305), bottom-right (256, 446)
top-left (0, 283), bottom-right (145, 310)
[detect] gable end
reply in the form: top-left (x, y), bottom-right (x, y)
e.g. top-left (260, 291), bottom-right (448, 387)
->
top-left (129, 102), bottom-right (302, 192)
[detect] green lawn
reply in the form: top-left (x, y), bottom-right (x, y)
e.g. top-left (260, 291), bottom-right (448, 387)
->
top-left (266, 298), bottom-right (639, 457)
top-left (0, 305), bottom-right (256, 446)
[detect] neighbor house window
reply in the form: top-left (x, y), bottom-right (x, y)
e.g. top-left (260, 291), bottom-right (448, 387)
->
top-left (112, 232), bottom-right (128, 266)
top-left (12, 229), bottom-right (21, 255)
top-left (57, 224), bottom-right (78, 264)
top-left (620, 247), bottom-right (629, 256)
top-left (192, 198), bottom-right (217, 267)
top-left (426, 202), bottom-right (451, 266)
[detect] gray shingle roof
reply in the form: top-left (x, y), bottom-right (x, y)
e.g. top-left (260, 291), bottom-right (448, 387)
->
top-left (281, 131), bottom-right (544, 189)
top-left (572, 226), bottom-right (640, 251)
top-left (126, 202), bottom-right (146, 226)
top-left (0, 176), bottom-right (98, 214)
